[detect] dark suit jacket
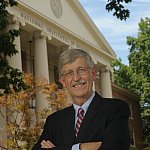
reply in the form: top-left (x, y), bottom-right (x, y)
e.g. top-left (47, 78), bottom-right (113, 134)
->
top-left (32, 92), bottom-right (130, 150)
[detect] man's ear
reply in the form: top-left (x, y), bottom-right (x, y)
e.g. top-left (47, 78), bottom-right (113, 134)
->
top-left (59, 77), bottom-right (66, 87)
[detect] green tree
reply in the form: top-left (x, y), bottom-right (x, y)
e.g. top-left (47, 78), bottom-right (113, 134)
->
top-left (111, 58), bottom-right (132, 90)
top-left (127, 17), bottom-right (150, 146)
top-left (112, 17), bottom-right (150, 147)
top-left (106, 0), bottom-right (132, 20)
top-left (0, 0), bottom-right (26, 95)
top-left (79, 0), bottom-right (132, 20)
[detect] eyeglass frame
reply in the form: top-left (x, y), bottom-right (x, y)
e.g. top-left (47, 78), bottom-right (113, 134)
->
top-left (60, 67), bottom-right (92, 79)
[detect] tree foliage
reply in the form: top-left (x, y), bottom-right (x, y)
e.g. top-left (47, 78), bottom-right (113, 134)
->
top-left (127, 17), bottom-right (150, 146)
top-left (106, 0), bottom-right (132, 20)
top-left (112, 17), bottom-right (150, 146)
top-left (112, 58), bottom-right (133, 89)
top-left (127, 17), bottom-right (150, 102)
top-left (0, 73), bottom-right (69, 150)
top-left (0, 0), bottom-right (26, 95)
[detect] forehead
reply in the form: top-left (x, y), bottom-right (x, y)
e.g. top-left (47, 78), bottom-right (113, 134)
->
top-left (61, 57), bottom-right (87, 71)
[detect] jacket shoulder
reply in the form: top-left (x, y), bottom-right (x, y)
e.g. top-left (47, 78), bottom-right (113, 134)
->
top-left (94, 92), bottom-right (130, 113)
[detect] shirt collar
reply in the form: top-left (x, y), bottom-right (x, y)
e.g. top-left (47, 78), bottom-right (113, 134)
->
top-left (73, 91), bottom-right (95, 118)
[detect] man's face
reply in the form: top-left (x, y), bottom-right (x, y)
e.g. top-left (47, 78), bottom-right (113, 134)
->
top-left (59, 57), bottom-right (96, 103)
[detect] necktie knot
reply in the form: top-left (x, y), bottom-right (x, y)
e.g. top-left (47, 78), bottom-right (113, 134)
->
top-left (77, 108), bottom-right (84, 117)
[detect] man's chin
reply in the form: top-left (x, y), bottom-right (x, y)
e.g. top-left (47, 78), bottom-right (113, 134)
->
top-left (72, 93), bottom-right (86, 99)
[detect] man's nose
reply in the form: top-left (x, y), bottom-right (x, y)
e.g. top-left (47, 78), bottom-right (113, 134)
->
top-left (72, 71), bottom-right (81, 81)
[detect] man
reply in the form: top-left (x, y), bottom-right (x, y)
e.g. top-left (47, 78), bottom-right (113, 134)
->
top-left (32, 48), bottom-right (130, 150)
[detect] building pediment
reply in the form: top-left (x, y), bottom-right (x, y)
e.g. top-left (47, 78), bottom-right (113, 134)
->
top-left (14, 0), bottom-right (116, 59)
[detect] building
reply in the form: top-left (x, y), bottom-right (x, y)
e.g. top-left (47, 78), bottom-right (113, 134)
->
top-left (0, 0), bottom-right (143, 149)
top-left (112, 83), bottom-right (143, 150)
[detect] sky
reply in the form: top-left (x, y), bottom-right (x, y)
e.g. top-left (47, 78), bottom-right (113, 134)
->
top-left (79, 0), bottom-right (150, 65)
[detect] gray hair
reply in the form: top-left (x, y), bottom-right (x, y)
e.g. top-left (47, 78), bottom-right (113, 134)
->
top-left (58, 48), bottom-right (94, 76)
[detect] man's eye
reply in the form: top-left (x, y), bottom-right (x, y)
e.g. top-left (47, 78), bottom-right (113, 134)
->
top-left (65, 71), bottom-right (73, 76)
top-left (78, 68), bottom-right (86, 73)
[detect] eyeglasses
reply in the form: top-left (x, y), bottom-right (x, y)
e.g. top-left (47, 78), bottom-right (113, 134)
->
top-left (61, 67), bottom-right (91, 79)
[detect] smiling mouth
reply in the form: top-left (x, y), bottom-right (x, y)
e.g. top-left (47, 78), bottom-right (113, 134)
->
top-left (72, 82), bottom-right (86, 88)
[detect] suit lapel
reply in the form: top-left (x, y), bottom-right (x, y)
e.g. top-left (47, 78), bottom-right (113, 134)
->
top-left (75, 93), bottom-right (103, 142)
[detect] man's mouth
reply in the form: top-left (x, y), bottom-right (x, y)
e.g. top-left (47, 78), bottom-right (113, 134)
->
top-left (73, 83), bottom-right (85, 88)
top-left (72, 81), bottom-right (86, 87)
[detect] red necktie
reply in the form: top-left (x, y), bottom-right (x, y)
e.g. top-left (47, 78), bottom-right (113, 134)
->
top-left (75, 108), bottom-right (84, 137)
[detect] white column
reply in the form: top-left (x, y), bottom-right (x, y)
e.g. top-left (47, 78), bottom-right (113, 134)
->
top-left (33, 32), bottom-right (50, 122)
top-left (7, 19), bottom-right (23, 71)
top-left (34, 32), bottom-right (50, 80)
top-left (100, 66), bottom-right (112, 98)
